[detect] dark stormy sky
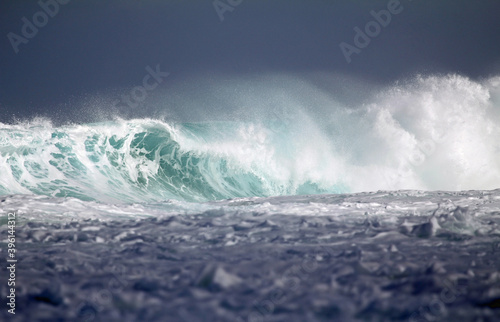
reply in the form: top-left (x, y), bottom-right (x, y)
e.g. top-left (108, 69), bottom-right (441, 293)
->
top-left (1, 0), bottom-right (499, 124)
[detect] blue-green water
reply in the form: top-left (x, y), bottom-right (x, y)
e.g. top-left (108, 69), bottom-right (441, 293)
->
top-left (0, 119), bottom-right (346, 203)
top-left (1, 75), bottom-right (499, 204)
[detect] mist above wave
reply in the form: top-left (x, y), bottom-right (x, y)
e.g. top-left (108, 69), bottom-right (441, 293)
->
top-left (0, 74), bottom-right (499, 202)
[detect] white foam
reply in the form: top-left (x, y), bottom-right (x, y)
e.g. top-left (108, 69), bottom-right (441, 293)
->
top-left (0, 74), bottom-right (499, 203)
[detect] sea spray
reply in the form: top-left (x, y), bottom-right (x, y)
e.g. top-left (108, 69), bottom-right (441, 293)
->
top-left (1, 74), bottom-right (499, 203)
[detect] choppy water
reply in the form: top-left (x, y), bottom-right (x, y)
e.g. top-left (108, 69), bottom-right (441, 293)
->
top-left (1, 190), bottom-right (500, 321)
top-left (1, 75), bottom-right (500, 208)
top-left (1, 74), bottom-right (500, 321)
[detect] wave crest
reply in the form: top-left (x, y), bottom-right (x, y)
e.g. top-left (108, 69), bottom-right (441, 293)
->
top-left (1, 74), bottom-right (499, 202)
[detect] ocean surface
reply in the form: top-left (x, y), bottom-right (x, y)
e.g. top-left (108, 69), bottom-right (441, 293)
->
top-left (1, 74), bottom-right (500, 321)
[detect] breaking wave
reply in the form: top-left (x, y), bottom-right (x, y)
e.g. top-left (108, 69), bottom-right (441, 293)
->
top-left (1, 74), bottom-right (499, 202)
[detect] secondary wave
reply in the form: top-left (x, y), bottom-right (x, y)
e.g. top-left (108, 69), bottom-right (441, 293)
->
top-left (0, 74), bottom-right (499, 202)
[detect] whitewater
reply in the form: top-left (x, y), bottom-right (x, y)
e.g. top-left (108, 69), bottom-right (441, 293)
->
top-left (1, 74), bottom-right (499, 206)
top-left (1, 74), bottom-right (500, 321)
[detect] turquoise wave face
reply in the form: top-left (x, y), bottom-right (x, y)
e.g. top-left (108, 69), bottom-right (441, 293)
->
top-left (1, 75), bottom-right (500, 202)
top-left (0, 119), bottom-right (345, 203)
